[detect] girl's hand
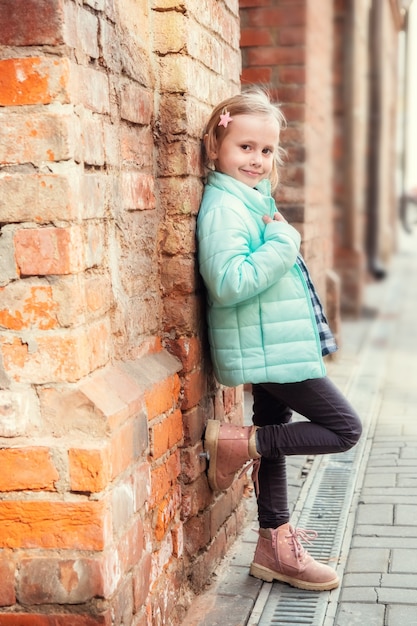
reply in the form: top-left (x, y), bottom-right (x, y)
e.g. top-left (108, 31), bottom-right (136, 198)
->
top-left (262, 212), bottom-right (287, 224)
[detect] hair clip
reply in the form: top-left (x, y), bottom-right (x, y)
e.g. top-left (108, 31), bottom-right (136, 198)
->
top-left (218, 111), bottom-right (233, 128)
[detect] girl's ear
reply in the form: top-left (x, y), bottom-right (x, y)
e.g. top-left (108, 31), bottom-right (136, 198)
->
top-left (204, 133), bottom-right (218, 161)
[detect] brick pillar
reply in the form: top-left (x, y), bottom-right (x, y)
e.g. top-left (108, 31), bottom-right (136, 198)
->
top-left (0, 0), bottom-right (246, 623)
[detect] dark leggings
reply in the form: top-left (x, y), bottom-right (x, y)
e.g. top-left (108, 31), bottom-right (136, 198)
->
top-left (252, 377), bottom-right (362, 529)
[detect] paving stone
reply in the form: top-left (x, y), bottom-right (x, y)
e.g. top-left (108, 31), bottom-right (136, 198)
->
top-left (387, 605), bottom-right (417, 626)
top-left (345, 548), bottom-right (390, 573)
top-left (391, 548), bottom-right (417, 573)
top-left (335, 602), bottom-right (385, 626)
top-left (356, 503), bottom-right (393, 524)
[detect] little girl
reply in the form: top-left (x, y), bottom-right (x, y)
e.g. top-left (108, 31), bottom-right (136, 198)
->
top-left (197, 88), bottom-right (362, 591)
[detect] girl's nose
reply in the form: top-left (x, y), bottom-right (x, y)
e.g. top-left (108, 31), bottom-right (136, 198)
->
top-left (250, 152), bottom-right (262, 166)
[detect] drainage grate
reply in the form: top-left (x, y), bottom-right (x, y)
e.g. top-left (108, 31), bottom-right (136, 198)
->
top-left (257, 446), bottom-right (359, 626)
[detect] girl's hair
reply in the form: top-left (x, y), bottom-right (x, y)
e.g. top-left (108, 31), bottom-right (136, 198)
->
top-left (203, 87), bottom-right (286, 190)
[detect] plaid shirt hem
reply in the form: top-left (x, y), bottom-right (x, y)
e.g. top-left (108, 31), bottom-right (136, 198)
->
top-left (296, 256), bottom-right (338, 357)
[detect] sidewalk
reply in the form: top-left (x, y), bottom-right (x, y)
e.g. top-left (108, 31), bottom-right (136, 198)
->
top-left (181, 227), bottom-right (417, 626)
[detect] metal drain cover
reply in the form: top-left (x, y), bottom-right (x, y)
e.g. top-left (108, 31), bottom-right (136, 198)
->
top-left (258, 448), bottom-right (358, 626)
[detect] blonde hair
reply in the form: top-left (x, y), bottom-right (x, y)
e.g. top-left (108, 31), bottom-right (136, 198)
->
top-left (203, 87), bottom-right (286, 190)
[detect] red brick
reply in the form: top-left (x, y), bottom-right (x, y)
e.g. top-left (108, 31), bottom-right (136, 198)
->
top-left (154, 485), bottom-right (181, 541)
top-left (0, 283), bottom-right (59, 331)
top-left (0, 58), bottom-right (70, 106)
top-left (14, 226), bottom-right (84, 276)
top-left (149, 451), bottom-right (181, 508)
top-left (17, 556), bottom-right (102, 605)
top-left (241, 66), bottom-right (272, 85)
top-left (0, 500), bottom-right (110, 550)
top-left (240, 28), bottom-right (273, 47)
top-left (134, 462), bottom-right (151, 511)
top-left (1, 320), bottom-right (110, 384)
top-left (0, 171), bottom-right (79, 224)
top-left (145, 374), bottom-right (181, 421)
top-left (181, 369), bottom-right (207, 411)
top-left (247, 46), bottom-right (304, 66)
top-left (0, 113), bottom-right (75, 165)
top-left (121, 172), bottom-right (156, 210)
top-left (132, 552), bottom-right (152, 611)
top-left (120, 82), bottom-right (153, 125)
top-left (0, 0), bottom-right (64, 46)
top-left (151, 409), bottom-right (183, 459)
top-left (68, 447), bottom-right (111, 493)
top-left (117, 517), bottom-right (145, 576)
top-left (0, 614), bottom-right (111, 626)
top-left (247, 6), bottom-right (306, 28)
top-left (163, 294), bottom-right (201, 334)
top-left (110, 420), bottom-right (137, 479)
top-left (0, 447), bottom-right (59, 492)
top-left (0, 557), bottom-right (15, 606)
top-left (161, 256), bottom-right (197, 295)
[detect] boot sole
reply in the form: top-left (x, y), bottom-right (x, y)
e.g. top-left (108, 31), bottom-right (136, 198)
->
top-left (204, 419), bottom-right (220, 491)
top-left (249, 562), bottom-right (340, 592)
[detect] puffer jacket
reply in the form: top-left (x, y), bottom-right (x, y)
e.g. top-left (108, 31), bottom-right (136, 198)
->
top-left (196, 171), bottom-right (326, 386)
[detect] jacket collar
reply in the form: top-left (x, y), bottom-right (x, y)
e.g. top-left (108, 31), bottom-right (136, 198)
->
top-left (206, 172), bottom-right (275, 217)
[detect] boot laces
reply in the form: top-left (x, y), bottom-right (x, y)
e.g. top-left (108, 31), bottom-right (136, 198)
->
top-left (238, 458), bottom-right (261, 496)
top-left (285, 526), bottom-right (318, 560)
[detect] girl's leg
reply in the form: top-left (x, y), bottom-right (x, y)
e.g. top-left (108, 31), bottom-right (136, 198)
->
top-left (252, 384), bottom-right (292, 529)
top-left (255, 377), bottom-right (362, 458)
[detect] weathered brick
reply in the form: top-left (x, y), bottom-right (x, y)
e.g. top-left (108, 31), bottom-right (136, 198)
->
top-left (0, 169), bottom-right (81, 224)
top-left (70, 64), bottom-right (110, 113)
top-left (17, 556), bottom-right (102, 605)
top-left (68, 447), bottom-right (111, 493)
top-left (111, 476), bottom-right (135, 537)
top-left (0, 283), bottom-right (59, 331)
top-left (119, 81), bottom-right (153, 125)
top-left (145, 374), bottom-right (181, 421)
top-left (120, 172), bottom-right (156, 210)
top-left (134, 462), bottom-right (151, 511)
top-left (0, 113), bottom-right (78, 166)
top-left (181, 369), bottom-right (207, 411)
top-left (64, 1), bottom-right (99, 59)
top-left (163, 294), bottom-right (202, 334)
top-left (0, 614), bottom-right (111, 625)
top-left (161, 256), bottom-right (197, 295)
top-left (0, 500), bottom-right (110, 549)
top-left (14, 226), bottom-right (84, 277)
top-left (149, 451), bottom-right (181, 508)
top-left (0, 556), bottom-right (15, 606)
top-left (0, 57), bottom-right (70, 106)
top-left (1, 319), bottom-right (111, 384)
top-left (0, 447), bottom-right (59, 492)
top-left (0, 0), bottom-right (64, 46)
top-left (132, 552), bottom-right (152, 612)
top-left (154, 485), bottom-right (181, 541)
top-left (151, 409), bottom-right (183, 459)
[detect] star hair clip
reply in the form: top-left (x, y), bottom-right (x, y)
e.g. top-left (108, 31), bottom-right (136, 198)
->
top-left (218, 110), bottom-right (233, 128)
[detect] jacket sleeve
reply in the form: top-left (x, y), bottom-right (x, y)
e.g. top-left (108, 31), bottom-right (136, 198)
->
top-left (197, 202), bottom-right (301, 307)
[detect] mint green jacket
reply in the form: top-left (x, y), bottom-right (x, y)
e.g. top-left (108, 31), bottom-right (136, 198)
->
top-left (197, 172), bottom-right (326, 386)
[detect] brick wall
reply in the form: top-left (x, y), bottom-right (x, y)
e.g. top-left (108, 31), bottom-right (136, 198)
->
top-left (0, 0), bottom-right (244, 624)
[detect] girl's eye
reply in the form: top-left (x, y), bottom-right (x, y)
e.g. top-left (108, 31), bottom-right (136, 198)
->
top-left (263, 148), bottom-right (273, 155)
top-left (241, 144), bottom-right (251, 151)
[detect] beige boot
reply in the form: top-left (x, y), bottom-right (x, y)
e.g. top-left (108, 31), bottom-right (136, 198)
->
top-left (250, 523), bottom-right (339, 591)
top-left (204, 419), bottom-right (260, 491)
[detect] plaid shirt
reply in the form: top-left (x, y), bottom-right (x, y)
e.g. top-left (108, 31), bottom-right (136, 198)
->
top-left (296, 256), bottom-right (337, 357)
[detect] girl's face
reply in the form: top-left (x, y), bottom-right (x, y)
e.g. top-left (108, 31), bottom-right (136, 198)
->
top-left (207, 113), bottom-right (280, 188)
